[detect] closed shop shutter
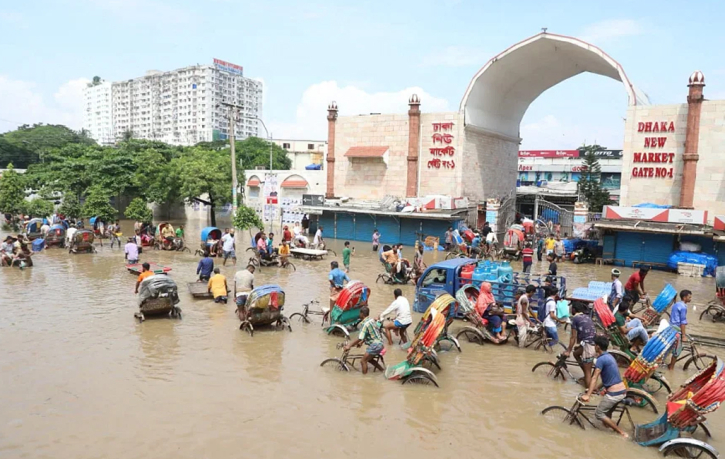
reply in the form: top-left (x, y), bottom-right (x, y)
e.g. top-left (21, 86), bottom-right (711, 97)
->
top-left (354, 214), bottom-right (376, 243)
top-left (335, 213), bottom-right (355, 240)
top-left (422, 220), bottom-right (459, 244)
top-left (602, 234), bottom-right (616, 259)
top-left (400, 218), bottom-right (422, 246)
top-left (642, 233), bottom-right (675, 265)
top-left (717, 243), bottom-right (725, 266)
top-left (318, 212), bottom-right (335, 238)
top-left (615, 232), bottom-right (643, 267)
top-left (376, 216), bottom-right (400, 245)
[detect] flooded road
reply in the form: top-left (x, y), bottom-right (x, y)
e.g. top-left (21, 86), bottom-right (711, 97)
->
top-left (2, 219), bottom-right (724, 459)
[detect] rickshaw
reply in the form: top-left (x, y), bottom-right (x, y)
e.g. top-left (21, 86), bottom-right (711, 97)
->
top-left (376, 244), bottom-right (412, 284)
top-left (45, 224), bottom-right (67, 248)
top-left (700, 266), bottom-right (725, 323)
top-left (541, 358), bottom-right (725, 458)
top-left (135, 275), bottom-right (182, 322)
top-left (24, 218), bottom-right (44, 240)
top-left (236, 284), bottom-right (291, 337)
top-left (412, 291), bottom-right (461, 353)
top-left (325, 281), bottom-right (371, 338)
top-left (632, 283), bottom-right (677, 328)
top-left (624, 324), bottom-right (678, 399)
top-left (69, 229), bottom-right (96, 254)
top-left (154, 222), bottom-right (186, 251)
top-left (454, 283), bottom-right (511, 345)
top-left (385, 293), bottom-right (458, 387)
top-left (592, 298), bottom-right (639, 367)
top-left (502, 224), bottom-right (525, 260)
top-left (197, 226), bottom-right (223, 256)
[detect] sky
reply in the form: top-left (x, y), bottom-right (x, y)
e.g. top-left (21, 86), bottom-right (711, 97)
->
top-left (1, 0), bottom-right (724, 150)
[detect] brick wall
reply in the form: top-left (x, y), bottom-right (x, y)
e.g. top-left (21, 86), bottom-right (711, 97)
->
top-left (620, 104), bottom-right (688, 208)
top-left (620, 100), bottom-right (725, 223)
top-left (418, 112), bottom-right (463, 197)
top-left (462, 125), bottom-right (519, 203)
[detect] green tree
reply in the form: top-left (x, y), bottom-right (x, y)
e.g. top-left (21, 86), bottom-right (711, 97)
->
top-left (0, 163), bottom-right (27, 215)
top-left (235, 136), bottom-right (292, 170)
top-left (58, 193), bottom-right (82, 219)
top-left (577, 145), bottom-right (611, 212)
top-left (124, 197), bottom-right (153, 223)
top-left (81, 186), bottom-right (117, 222)
top-left (25, 197), bottom-right (54, 218)
top-left (173, 147), bottom-right (240, 227)
top-left (233, 205), bottom-right (264, 237)
top-left (1, 124), bottom-right (96, 168)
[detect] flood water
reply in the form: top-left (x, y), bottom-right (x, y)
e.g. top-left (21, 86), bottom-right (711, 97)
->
top-left (2, 219), bottom-right (724, 459)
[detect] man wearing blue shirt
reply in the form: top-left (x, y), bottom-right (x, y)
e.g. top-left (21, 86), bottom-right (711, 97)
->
top-left (196, 251), bottom-right (215, 281)
top-left (669, 289), bottom-right (692, 370)
top-left (328, 260), bottom-right (350, 312)
top-left (581, 335), bottom-right (629, 438)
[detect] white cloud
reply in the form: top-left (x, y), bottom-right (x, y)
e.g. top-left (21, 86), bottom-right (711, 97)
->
top-left (0, 76), bottom-right (89, 131)
top-left (580, 19), bottom-right (643, 44)
top-left (268, 81), bottom-right (450, 139)
top-left (520, 114), bottom-right (624, 150)
top-left (421, 46), bottom-right (490, 67)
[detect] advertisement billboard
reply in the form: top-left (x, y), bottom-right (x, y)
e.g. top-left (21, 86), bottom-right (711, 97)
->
top-left (213, 58), bottom-right (243, 76)
top-left (518, 150), bottom-right (579, 158)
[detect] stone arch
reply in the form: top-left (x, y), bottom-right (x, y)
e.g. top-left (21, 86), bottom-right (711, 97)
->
top-left (459, 32), bottom-right (649, 139)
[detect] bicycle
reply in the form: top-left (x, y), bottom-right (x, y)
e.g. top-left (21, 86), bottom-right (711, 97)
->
top-left (672, 336), bottom-right (717, 371)
top-left (289, 300), bottom-right (329, 326)
top-left (542, 393), bottom-right (635, 432)
top-left (320, 341), bottom-right (386, 373)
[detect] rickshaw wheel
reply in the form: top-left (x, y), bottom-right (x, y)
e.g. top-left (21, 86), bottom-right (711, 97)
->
top-left (456, 328), bottom-right (485, 346)
top-left (375, 274), bottom-right (389, 284)
top-left (531, 362), bottom-right (566, 381)
top-left (289, 313), bottom-right (310, 324)
top-left (693, 422), bottom-right (713, 439)
top-left (278, 316), bottom-right (292, 332)
top-left (625, 388), bottom-right (658, 413)
top-left (661, 441), bottom-right (718, 459)
top-left (643, 373), bottom-right (671, 395)
top-left (403, 374), bottom-right (439, 387)
top-left (320, 358), bottom-right (349, 372)
top-left (240, 322), bottom-right (254, 337)
top-left (609, 350), bottom-right (632, 368)
top-left (283, 262), bottom-right (296, 271)
top-left (684, 354), bottom-right (717, 371)
top-left (541, 406), bottom-right (585, 429)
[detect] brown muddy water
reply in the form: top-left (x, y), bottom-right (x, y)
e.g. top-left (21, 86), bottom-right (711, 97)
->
top-left (1, 219), bottom-right (724, 459)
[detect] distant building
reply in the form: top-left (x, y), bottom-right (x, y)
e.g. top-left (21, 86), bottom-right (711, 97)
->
top-left (82, 59), bottom-right (263, 146)
top-left (271, 139), bottom-right (326, 169)
top-left (83, 79), bottom-right (114, 145)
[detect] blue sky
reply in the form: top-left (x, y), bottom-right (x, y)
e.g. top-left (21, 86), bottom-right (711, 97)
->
top-left (1, 0), bottom-right (723, 149)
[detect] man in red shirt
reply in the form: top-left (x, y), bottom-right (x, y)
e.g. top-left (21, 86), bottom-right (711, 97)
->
top-left (282, 225), bottom-right (292, 243)
top-left (521, 242), bottom-right (534, 273)
top-left (624, 266), bottom-right (649, 305)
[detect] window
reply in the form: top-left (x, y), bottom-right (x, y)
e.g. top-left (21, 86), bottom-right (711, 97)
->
top-left (283, 143), bottom-right (290, 149)
top-left (308, 143), bottom-right (314, 150)
top-left (421, 269), bottom-right (447, 287)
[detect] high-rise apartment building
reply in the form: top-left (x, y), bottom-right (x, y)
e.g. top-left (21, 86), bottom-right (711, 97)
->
top-left (83, 79), bottom-right (114, 145)
top-left (82, 59), bottom-right (263, 146)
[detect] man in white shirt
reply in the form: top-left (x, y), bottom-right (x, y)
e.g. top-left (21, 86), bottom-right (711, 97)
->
top-left (542, 286), bottom-right (566, 346)
top-left (221, 229), bottom-right (236, 266)
top-left (234, 264), bottom-right (255, 314)
top-left (378, 288), bottom-right (413, 345)
top-left (608, 269), bottom-right (624, 311)
top-left (66, 224), bottom-right (78, 248)
top-left (312, 226), bottom-right (323, 249)
top-left (40, 222), bottom-right (50, 236)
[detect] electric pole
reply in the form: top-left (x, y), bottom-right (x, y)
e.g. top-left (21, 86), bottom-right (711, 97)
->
top-left (220, 101), bottom-right (242, 215)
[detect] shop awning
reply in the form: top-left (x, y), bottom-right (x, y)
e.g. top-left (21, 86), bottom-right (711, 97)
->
top-left (247, 176), bottom-right (261, 187)
top-left (594, 220), bottom-right (712, 236)
top-left (281, 176), bottom-right (309, 188)
top-left (344, 146), bottom-right (390, 158)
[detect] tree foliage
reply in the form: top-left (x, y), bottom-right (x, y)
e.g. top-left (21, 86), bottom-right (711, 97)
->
top-left (233, 205), bottom-right (264, 234)
top-left (0, 124), bottom-right (95, 168)
top-left (25, 197), bottom-right (54, 219)
top-left (173, 147), bottom-right (240, 226)
top-left (124, 197), bottom-right (153, 223)
top-left (58, 194), bottom-right (82, 219)
top-left (577, 145), bottom-right (611, 212)
top-left (0, 163), bottom-right (27, 215)
top-left (81, 186), bottom-right (117, 222)
top-left (235, 136), bottom-right (292, 170)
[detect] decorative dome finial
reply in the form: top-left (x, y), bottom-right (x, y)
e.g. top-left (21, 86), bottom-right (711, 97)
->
top-left (689, 71), bottom-right (705, 86)
top-left (409, 94), bottom-right (420, 105)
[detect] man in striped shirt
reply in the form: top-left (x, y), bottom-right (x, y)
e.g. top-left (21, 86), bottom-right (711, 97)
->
top-left (343, 306), bottom-right (385, 374)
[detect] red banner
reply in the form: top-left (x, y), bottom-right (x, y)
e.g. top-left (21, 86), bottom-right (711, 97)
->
top-left (518, 150), bottom-right (579, 158)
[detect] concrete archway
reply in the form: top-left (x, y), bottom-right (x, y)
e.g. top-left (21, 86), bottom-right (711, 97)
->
top-left (460, 32), bottom-right (649, 139)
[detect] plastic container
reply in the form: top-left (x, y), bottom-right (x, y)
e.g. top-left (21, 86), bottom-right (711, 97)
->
top-left (461, 264), bottom-right (474, 285)
top-left (452, 230), bottom-right (463, 246)
top-left (472, 265), bottom-right (487, 287)
top-left (498, 261), bottom-right (514, 282)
